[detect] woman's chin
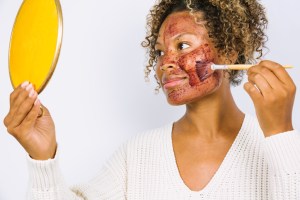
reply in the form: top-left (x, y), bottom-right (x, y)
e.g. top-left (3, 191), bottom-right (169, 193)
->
top-left (166, 94), bottom-right (202, 106)
top-left (166, 99), bottom-right (185, 106)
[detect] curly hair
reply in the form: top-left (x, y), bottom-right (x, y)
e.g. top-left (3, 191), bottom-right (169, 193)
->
top-left (141, 0), bottom-right (268, 88)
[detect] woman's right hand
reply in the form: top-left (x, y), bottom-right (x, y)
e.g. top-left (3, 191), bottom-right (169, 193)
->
top-left (3, 81), bottom-right (57, 160)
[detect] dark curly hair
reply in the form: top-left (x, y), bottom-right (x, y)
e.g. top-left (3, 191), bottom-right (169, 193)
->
top-left (141, 0), bottom-right (268, 88)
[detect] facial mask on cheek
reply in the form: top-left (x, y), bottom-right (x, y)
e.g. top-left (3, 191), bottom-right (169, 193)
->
top-left (177, 44), bottom-right (215, 86)
top-left (195, 61), bottom-right (213, 82)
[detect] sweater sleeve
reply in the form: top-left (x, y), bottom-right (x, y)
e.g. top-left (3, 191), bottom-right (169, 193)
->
top-left (264, 130), bottom-right (300, 200)
top-left (27, 145), bottom-right (127, 200)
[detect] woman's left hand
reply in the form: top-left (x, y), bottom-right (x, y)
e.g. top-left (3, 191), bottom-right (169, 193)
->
top-left (244, 60), bottom-right (296, 137)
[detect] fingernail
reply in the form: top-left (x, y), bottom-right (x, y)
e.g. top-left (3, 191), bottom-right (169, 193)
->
top-left (21, 81), bottom-right (29, 88)
top-left (34, 98), bottom-right (40, 105)
top-left (26, 83), bottom-right (33, 91)
top-left (29, 89), bottom-right (35, 97)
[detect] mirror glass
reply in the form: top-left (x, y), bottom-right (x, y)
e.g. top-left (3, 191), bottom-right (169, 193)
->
top-left (9, 0), bottom-right (63, 93)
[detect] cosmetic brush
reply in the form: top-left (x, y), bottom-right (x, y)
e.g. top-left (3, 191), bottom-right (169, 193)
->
top-left (211, 64), bottom-right (294, 70)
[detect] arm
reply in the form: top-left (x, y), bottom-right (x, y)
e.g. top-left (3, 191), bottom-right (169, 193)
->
top-left (244, 60), bottom-right (299, 199)
top-left (3, 82), bottom-right (127, 199)
top-left (27, 145), bottom-right (127, 200)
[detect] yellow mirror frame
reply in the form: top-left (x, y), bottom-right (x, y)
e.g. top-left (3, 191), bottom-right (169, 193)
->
top-left (9, 0), bottom-right (63, 94)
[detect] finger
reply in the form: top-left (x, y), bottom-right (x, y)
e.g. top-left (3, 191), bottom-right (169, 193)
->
top-left (8, 88), bottom-right (38, 129)
top-left (9, 81), bottom-right (30, 105)
top-left (20, 99), bottom-right (42, 131)
top-left (258, 60), bottom-right (294, 85)
top-left (12, 83), bottom-right (34, 109)
top-left (5, 83), bottom-right (35, 126)
top-left (9, 83), bottom-right (34, 116)
top-left (244, 82), bottom-right (263, 102)
top-left (248, 66), bottom-right (284, 90)
top-left (247, 73), bottom-right (272, 97)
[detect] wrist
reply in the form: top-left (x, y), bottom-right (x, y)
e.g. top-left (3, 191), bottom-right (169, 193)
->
top-left (29, 143), bottom-right (57, 160)
top-left (263, 124), bottom-right (294, 137)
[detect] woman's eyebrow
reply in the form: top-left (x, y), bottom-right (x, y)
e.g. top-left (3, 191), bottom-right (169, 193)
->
top-left (174, 33), bottom-right (195, 40)
top-left (155, 33), bottom-right (196, 46)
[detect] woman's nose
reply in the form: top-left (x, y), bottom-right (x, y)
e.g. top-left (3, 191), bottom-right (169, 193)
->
top-left (159, 52), bottom-right (179, 71)
top-left (160, 63), bottom-right (177, 71)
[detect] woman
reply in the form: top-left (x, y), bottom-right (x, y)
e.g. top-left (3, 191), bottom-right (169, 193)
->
top-left (4, 0), bottom-right (299, 199)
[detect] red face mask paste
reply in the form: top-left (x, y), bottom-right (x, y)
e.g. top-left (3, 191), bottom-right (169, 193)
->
top-left (196, 61), bottom-right (212, 81)
top-left (176, 43), bottom-right (215, 86)
top-left (155, 11), bottom-right (223, 105)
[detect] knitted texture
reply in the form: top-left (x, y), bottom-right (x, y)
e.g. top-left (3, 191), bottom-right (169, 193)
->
top-left (27, 115), bottom-right (300, 199)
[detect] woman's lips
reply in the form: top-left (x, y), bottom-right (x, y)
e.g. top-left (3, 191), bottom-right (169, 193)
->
top-left (162, 76), bottom-right (187, 90)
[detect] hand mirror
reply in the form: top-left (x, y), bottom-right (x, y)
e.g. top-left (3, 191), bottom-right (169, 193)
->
top-left (9, 0), bottom-right (63, 94)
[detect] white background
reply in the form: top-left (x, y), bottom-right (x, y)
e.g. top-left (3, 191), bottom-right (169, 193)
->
top-left (0, 0), bottom-right (299, 199)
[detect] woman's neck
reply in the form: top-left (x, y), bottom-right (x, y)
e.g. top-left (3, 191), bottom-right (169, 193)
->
top-left (174, 83), bottom-right (244, 140)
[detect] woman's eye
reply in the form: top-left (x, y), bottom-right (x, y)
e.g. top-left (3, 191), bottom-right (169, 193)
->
top-left (155, 50), bottom-right (164, 57)
top-left (178, 43), bottom-right (190, 50)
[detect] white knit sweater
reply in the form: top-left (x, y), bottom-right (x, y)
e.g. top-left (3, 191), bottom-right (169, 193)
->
top-left (27, 115), bottom-right (300, 200)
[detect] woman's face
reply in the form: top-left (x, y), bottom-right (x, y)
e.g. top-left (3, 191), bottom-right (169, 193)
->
top-left (155, 11), bottom-right (224, 105)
